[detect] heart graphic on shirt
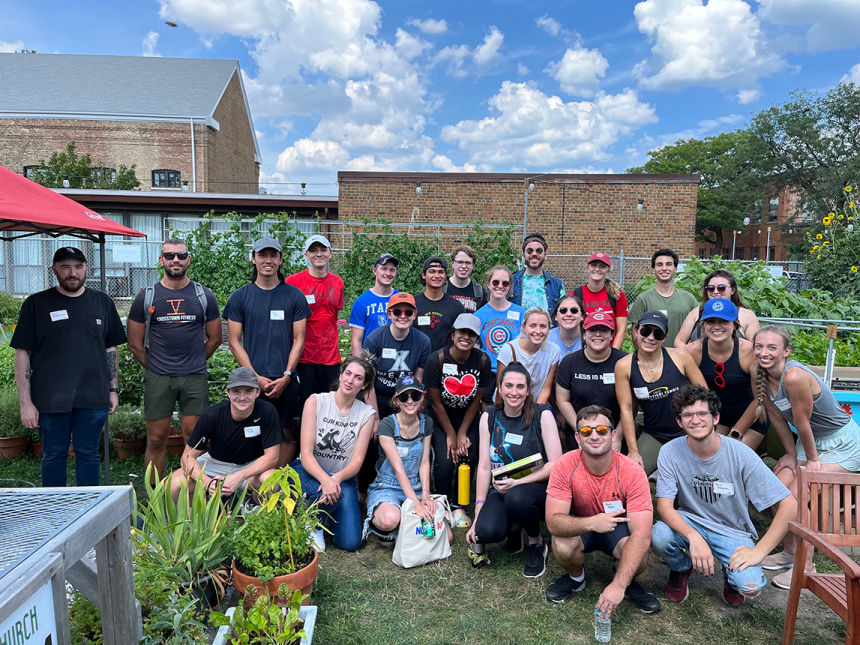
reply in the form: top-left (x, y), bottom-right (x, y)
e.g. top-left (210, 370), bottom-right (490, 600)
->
top-left (444, 374), bottom-right (477, 397)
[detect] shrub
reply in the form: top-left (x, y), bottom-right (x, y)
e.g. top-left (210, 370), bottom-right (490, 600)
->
top-left (0, 342), bottom-right (14, 391)
top-left (108, 404), bottom-right (147, 440)
top-left (0, 291), bottom-right (22, 326)
top-left (0, 389), bottom-right (27, 439)
top-left (803, 185), bottom-right (860, 300)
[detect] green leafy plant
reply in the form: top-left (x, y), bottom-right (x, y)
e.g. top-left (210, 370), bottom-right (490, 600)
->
top-left (69, 591), bottom-right (104, 645)
top-left (140, 591), bottom-right (208, 645)
top-left (30, 141), bottom-right (141, 190)
top-left (118, 345), bottom-right (145, 407)
top-left (0, 388), bottom-right (28, 439)
top-left (211, 584), bottom-right (308, 645)
top-left (108, 404), bottom-right (147, 441)
top-left (0, 342), bottom-right (13, 391)
top-left (207, 347), bottom-right (240, 404)
top-left (803, 185), bottom-right (860, 300)
top-left (0, 291), bottom-right (22, 326)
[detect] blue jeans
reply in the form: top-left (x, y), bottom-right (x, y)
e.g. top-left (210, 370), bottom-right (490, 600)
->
top-left (290, 460), bottom-right (363, 552)
top-left (652, 518), bottom-right (766, 595)
top-left (39, 408), bottom-right (108, 487)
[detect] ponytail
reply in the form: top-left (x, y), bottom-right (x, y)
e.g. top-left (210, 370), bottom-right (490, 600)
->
top-left (605, 278), bottom-right (622, 301)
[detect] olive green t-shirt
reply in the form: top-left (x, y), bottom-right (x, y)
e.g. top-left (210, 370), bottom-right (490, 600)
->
top-left (628, 287), bottom-right (698, 346)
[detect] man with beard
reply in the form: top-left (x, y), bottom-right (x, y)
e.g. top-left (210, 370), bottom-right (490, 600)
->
top-left (127, 239), bottom-right (221, 482)
top-left (544, 405), bottom-right (660, 616)
top-left (12, 246), bottom-right (126, 486)
top-left (511, 232), bottom-right (565, 314)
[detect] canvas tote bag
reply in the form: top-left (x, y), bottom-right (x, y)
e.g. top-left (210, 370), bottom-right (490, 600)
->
top-left (392, 494), bottom-right (452, 568)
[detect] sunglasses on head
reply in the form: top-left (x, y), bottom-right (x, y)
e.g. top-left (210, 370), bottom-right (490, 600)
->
top-left (558, 306), bottom-right (580, 315)
top-left (162, 252), bottom-right (189, 261)
top-left (639, 326), bottom-right (667, 341)
top-left (491, 279), bottom-right (511, 288)
top-left (390, 308), bottom-right (415, 318)
top-left (397, 390), bottom-right (422, 403)
top-left (578, 425), bottom-right (611, 437)
top-left (706, 284), bottom-right (729, 293)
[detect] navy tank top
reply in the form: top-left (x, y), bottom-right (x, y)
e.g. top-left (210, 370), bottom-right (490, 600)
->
top-left (700, 338), bottom-right (754, 418)
top-left (630, 348), bottom-right (687, 443)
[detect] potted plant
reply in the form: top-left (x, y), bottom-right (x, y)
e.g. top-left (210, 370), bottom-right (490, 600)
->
top-left (211, 584), bottom-right (316, 645)
top-left (166, 417), bottom-right (185, 457)
top-left (0, 389), bottom-right (30, 460)
top-left (132, 464), bottom-right (246, 610)
top-left (226, 467), bottom-right (323, 605)
top-left (109, 404), bottom-right (147, 458)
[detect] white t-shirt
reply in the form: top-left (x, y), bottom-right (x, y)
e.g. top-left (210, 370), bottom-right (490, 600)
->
top-left (312, 392), bottom-right (376, 475)
top-left (497, 341), bottom-right (561, 398)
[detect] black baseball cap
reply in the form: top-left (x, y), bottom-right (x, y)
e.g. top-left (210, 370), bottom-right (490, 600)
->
top-left (422, 256), bottom-right (447, 273)
top-left (53, 246), bottom-right (87, 264)
top-left (638, 310), bottom-right (669, 333)
top-left (375, 253), bottom-right (399, 267)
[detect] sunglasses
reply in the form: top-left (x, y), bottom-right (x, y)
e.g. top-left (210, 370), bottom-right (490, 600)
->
top-left (578, 425), bottom-right (611, 437)
top-left (162, 252), bottom-right (189, 261)
top-left (713, 362), bottom-right (725, 388)
top-left (491, 279), bottom-right (511, 288)
top-left (706, 284), bottom-right (730, 293)
top-left (639, 326), bottom-right (667, 341)
top-left (397, 391), bottom-right (422, 403)
top-left (558, 307), bottom-right (580, 315)
top-left (525, 247), bottom-right (545, 256)
top-left (390, 308), bottom-right (415, 318)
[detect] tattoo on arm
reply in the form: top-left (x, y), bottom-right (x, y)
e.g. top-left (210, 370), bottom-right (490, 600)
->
top-left (25, 358), bottom-right (30, 381)
top-left (107, 349), bottom-right (118, 385)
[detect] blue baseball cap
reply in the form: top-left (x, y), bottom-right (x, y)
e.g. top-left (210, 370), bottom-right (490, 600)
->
top-left (701, 298), bottom-right (738, 322)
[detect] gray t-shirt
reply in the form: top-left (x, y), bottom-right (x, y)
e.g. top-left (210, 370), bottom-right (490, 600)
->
top-left (312, 392), bottom-right (376, 475)
top-left (656, 435), bottom-right (790, 541)
top-left (628, 287), bottom-right (697, 347)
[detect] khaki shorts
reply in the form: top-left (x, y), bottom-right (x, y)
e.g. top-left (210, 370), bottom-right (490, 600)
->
top-left (144, 369), bottom-right (209, 420)
top-left (197, 453), bottom-right (254, 490)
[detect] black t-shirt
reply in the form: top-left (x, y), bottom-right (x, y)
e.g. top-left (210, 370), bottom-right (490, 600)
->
top-left (11, 288), bottom-right (126, 413)
top-left (222, 282), bottom-right (311, 378)
top-left (187, 399), bottom-right (282, 464)
top-left (412, 293), bottom-right (466, 352)
top-left (128, 282), bottom-right (220, 376)
top-left (364, 325), bottom-right (432, 399)
top-left (555, 348), bottom-right (627, 426)
top-left (487, 403), bottom-right (551, 471)
top-left (424, 347), bottom-right (492, 413)
top-left (445, 281), bottom-right (487, 313)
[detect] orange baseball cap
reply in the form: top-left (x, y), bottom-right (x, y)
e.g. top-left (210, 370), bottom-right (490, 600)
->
top-left (387, 292), bottom-right (416, 310)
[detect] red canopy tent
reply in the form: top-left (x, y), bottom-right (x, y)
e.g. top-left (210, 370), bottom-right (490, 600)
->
top-left (0, 163), bottom-right (146, 484)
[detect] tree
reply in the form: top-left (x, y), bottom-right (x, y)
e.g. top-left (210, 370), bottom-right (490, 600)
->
top-left (30, 141), bottom-right (141, 190)
top-left (627, 130), bottom-right (759, 255)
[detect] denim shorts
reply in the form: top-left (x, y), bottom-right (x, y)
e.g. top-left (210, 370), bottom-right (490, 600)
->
top-left (796, 418), bottom-right (860, 471)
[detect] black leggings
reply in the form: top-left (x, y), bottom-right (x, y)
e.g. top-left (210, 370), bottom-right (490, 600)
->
top-left (429, 410), bottom-right (479, 505)
top-left (474, 484), bottom-right (547, 542)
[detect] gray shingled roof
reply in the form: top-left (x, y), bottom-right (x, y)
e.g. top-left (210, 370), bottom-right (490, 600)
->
top-left (0, 54), bottom-right (239, 117)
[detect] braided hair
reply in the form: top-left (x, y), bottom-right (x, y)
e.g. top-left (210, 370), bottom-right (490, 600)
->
top-left (753, 325), bottom-right (792, 423)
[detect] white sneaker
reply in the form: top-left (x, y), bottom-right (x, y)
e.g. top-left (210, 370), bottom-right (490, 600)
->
top-left (311, 528), bottom-right (326, 553)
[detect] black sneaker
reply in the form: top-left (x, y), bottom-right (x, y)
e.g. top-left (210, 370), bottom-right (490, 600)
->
top-left (625, 580), bottom-right (661, 614)
top-left (545, 573), bottom-right (586, 603)
top-left (505, 528), bottom-right (524, 554)
top-left (523, 542), bottom-right (548, 578)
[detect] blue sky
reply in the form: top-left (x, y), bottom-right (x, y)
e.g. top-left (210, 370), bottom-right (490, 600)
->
top-left (2, 0), bottom-right (860, 196)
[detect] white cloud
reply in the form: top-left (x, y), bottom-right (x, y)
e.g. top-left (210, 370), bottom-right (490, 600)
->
top-left (474, 26), bottom-right (504, 65)
top-left (441, 81), bottom-right (658, 168)
top-left (432, 155), bottom-right (481, 172)
top-left (142, 31), bottom-right (161, 57)
top-left (435, 45), bottom-right (471, 78)
top-left (737, 89), bottom-right (761, 103)
top-left (0, 39), bottom-right (25, 53)
top-left (395, 28), bottom-right (432, 60)
top-left (545, 47), bottom-right (609, 98)
top-left (536, 15), bottom-right (562, 37)
top-left (756, 0), bottom-right (860, 52)
top-left (843, 63), bottom-right (860, 85)
top-left (517, 63), bottom-right (530, 76)
top-left (633, 0), bottom-right (786, 93)
top-left (406, 18), bottom-right (448, 34)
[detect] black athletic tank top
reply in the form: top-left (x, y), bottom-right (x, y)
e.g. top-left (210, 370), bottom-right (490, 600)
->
top-left (700, 338), bottom-right (753, 418)
top-left (629, 348), bottom-right (687, 443)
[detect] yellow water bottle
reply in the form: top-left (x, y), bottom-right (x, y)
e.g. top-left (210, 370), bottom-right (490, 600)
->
top-left (458, 458), bottom-right (471, 506)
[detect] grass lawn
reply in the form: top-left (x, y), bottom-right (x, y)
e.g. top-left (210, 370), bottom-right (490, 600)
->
top-left (0, 450), bottom-right (850, 645)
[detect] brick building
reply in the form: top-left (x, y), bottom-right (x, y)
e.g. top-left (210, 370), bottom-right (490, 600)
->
top-left (338, 171), bottom-right (699, 286)
top-left (0, 54), bottom-right (260, 194)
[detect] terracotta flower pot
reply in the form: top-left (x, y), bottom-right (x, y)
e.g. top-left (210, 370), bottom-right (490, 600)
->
top-left (232, 549), bottom-right (319, 607)
top-left (113, 437), bottom-right (146, 459)
top-left (166, 433), bottom-right (186, 457)
top-left (0, 437), bottom-right (29, 461)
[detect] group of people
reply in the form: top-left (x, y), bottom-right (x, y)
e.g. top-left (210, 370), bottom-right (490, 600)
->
top-left (11, 232), bottom-right (860, 617)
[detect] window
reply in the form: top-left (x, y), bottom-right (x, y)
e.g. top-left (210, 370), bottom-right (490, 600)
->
top-left (736, 247), bottom-right (745, 260)
top-left (152, 170), bottom-right (181, 189)
top-left (750, 247), bottom-right (760, 261)
top-left (768, 196), bottom-right (779, 222)
top-left (91, 167), bottom-right (117, 183)
top-left (699, 248), bottom-right (706, 259)
top-left (722, 247), bottom-right (731, 258)
top-left (768, 246), bottom-right (776, 261)
top-left (23, 165), bottom-right (44, 180)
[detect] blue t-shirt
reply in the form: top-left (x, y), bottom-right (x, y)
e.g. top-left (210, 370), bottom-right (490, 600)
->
top-left (475, 302), bottom-right (526, 371)
top-left (364, 325), bottom-right (432, 399)
top-left (548, 327), bottom-right (582, 358)
top-left (349, 288), bottom-right (399, 347)
top-left (222, 282), bottom-right (311, 378)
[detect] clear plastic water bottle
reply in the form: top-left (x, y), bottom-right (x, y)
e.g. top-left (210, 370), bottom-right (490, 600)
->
top-left (594, 608), bottom-right (611, 643)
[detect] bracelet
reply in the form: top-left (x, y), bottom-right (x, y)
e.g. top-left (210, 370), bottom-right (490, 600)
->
top-left (476, 499), bottom-right (485, 505)
top-left (422, 489), bottom-right (430, 494)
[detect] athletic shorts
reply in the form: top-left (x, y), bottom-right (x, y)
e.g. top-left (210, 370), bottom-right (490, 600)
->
top-left (144, 370), bottom-right (208, 420)
top-left (197, 453), bottom-right (254, 490)
top-left (796, 418), bottom-right (860, 472)
top-left (580, 522), bottom-right (631, 557)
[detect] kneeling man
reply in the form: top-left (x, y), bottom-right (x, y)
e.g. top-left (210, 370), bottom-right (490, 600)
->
top-left (170, 366), bottom-right (280, 501)
top-left (652, 385), bottom-right (796, 606)
top-left (544, 405), bottom-right (660, 616)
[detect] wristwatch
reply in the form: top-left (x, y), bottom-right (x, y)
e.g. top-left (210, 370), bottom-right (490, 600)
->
top-left (109, 388), bottom-right (119, 393)
top-left (283, 370), bottom-right (293, 378)
top-left (729, 428), bottom-right (742, 439)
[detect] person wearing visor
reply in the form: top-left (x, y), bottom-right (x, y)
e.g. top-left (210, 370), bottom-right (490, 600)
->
top-left (572, 252), bottom-right (628, 349)
top-left (615, 311), bottom-right (706, 474)
top-left (413, 256), bottom-right (466, 352)
top-left (350, 253), bottom-right (400, 355)
top-left (680, 298), bottom-right (767, 447)
top-left (511, 232), bottom-right (565, 314)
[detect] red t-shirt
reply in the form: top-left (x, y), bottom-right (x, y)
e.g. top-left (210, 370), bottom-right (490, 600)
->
top-left (546, 450), bottom-right (652, 518)
top-left (285, 270), bottom-right (344, 365)
top-left (575, 284), bottom-right (629, 343)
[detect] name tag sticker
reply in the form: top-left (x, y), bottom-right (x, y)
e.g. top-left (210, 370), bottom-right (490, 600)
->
top-left (381, 348), bottom-right (397, 359)
top-left (305, 294), bottom-right (316, 305)
top-left (442, 363), bottom-right (458, 375)
top-left (603, 500), bottom-right (624, 513)
top-left (633, 386), bottom-right (650, 399)
top-left (270, 310), bottom-right (285, 320)
top-left (507, 310), bottom-right (520, 321)
top-left (506, 433), bottom-right (523, 445)
top-left (397, 446), bottom-right (410, 458)
top-left (659, 310), bottom-right (668, 317)
top-left (774, 398), bottom-right (792, 411)
top-left (713, 481), bottom-right (735, 496)
top-left (418, 316), bottom-right (431, 326)
top-left (244, 425), bottom-right (261, 438)
top-left (602, 373), bottom-right (615, 384)
top-left (50, 310), bottom-right (69, 322)
top-left (96, 318), bottom-right (102, 325)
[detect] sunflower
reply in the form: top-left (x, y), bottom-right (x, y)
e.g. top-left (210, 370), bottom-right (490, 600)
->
top-left (823, 217), bottom-right (833, 225)
top-left (853, 266), bottom-right (859, 273)
top-left (816, 233), bottom-right (824, 240)
top-left (847, 186), bottom-right (854, 193)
